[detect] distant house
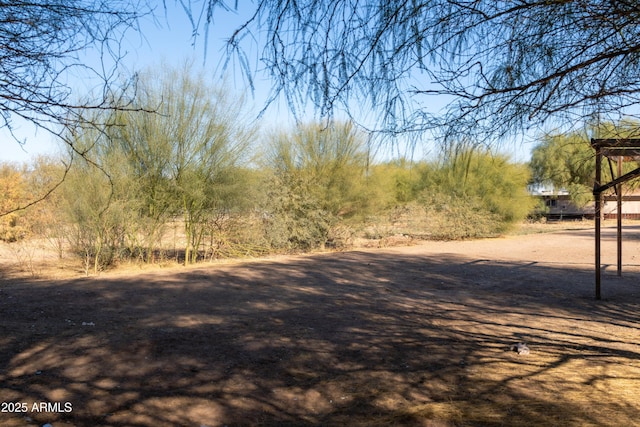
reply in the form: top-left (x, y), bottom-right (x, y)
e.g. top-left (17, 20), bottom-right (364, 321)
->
top-left (529, 186), bottom-right (640, 220)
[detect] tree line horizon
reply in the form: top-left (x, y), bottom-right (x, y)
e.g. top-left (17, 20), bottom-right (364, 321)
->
top-left (2, 1), bottom-right (640, 273)
top-left (2, 62), bottom-right (638, 274)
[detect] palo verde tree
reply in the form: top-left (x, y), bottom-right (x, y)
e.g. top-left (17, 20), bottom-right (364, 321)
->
top-left (111, 63), bottom-right (255, 264)
top-left (58, 115), bottom-right (144, 273)
top-left (186, 1), bottom-right (640, 141)
top-left (61, 63), bottom-right (255, 267)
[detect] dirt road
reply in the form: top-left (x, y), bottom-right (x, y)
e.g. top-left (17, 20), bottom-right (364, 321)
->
top-left (1, 225), bottom-right (639, 426)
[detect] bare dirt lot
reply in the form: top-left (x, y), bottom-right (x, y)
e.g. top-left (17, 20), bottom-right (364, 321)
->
top-left (1, 224), bottom-right (639, 426)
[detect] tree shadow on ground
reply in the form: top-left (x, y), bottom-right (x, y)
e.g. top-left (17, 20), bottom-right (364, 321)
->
top-left (0, 248), bottom-right (639, 426)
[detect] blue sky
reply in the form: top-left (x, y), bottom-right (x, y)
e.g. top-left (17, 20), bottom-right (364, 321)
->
top-left (2, 2), bottom-right (270, 163)
top-left (1, 2), bottom-right (534, 164)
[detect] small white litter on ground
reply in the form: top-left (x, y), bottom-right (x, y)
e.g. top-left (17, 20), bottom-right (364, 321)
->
top-left (511, 342), bottom-right (530, 355)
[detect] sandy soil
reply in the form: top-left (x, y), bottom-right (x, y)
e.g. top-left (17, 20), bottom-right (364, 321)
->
top-left (0, 224), bottom-right (639, 426)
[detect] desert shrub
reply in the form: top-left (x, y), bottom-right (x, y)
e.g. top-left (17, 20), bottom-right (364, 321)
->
top-left (420, 192), bottom-right (500, 239)
top-left (21, 156), bottom-right (68, 256)
top-left (0, 214), bottom-right (27, 242)
top-left (367, 159), bottom-right (425, 206)
top-left (418, 146), bottom-right (534, 238)
top-left (0, 162), bottom-right (29, 242)
top-left (326, 224), bottom-right (355, 249)
top-left (60, 159), bottom-right (132, 273)
top-left (262, 121), bottom-right (374, 250)
top-left (528, 197), bottom-right (550, 222)
top-left (262, 173), bottom-right (335, 250)
top-left (202, 211), bottom-right (271, 259)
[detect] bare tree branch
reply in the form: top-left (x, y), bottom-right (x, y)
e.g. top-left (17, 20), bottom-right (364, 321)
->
top-left (0, 1), bottom-right (152, 217)
top-left (190, 0), bottom-right (640, 142)
top-left (0, 1), bottom-right (150, 144)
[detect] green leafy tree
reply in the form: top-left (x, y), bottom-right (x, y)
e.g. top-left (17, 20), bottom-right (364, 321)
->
top-left (530, 133), bottom-right (595, 207)
top-left (530, 123), bottom-right (640, 206)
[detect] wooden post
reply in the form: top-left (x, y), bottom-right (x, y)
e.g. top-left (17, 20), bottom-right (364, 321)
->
top-left (617, 156), bottom-right (622, 276)
top-left (594, 142), bottom-right (602, 300)
top-left (590, 139), bottom-right (640, 299)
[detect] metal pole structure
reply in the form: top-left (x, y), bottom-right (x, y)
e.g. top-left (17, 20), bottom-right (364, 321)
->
top-left (594, 143), bottom-right (602, 300)
top-left (617, 156), bottom-right (622, 276)
top-left (590, 139), bottom-right (640, 299)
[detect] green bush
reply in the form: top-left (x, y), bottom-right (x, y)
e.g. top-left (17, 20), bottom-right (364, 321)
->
top-left (262, 121), bottom-right (372, 250)
top-left (418, 146), bottom-right (534, 238)
top-left (262, 173), bottom-right (335, 250)
top-left (421, 192), bottom-right (500, 239)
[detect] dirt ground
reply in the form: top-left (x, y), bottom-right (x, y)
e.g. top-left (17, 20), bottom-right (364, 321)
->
top-left (1, 223), bottom-right (639, 426)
